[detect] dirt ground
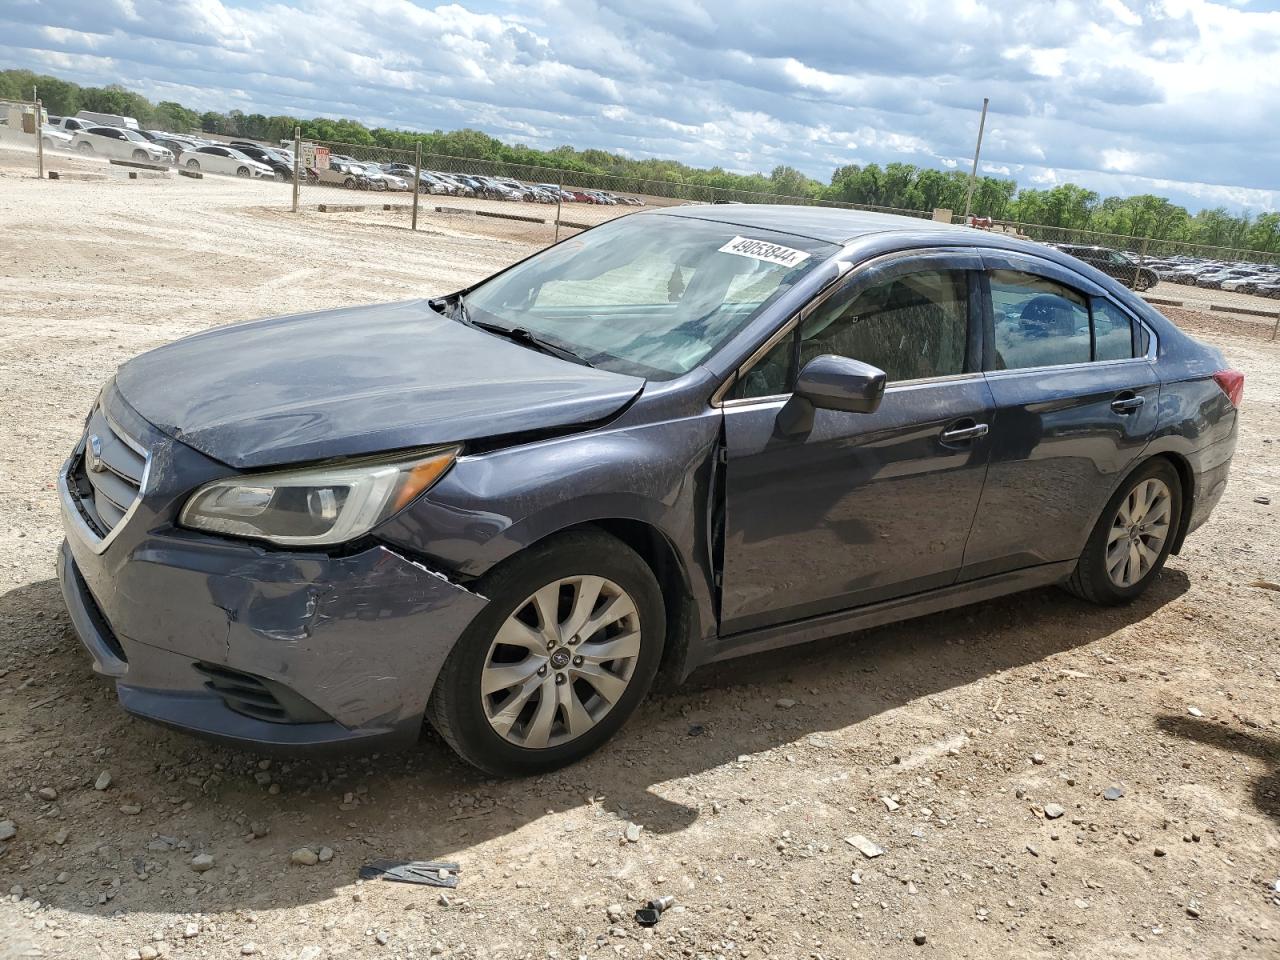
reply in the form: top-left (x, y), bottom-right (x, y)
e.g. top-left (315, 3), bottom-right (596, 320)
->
top-left (1, 158), bottom-right (1278, 960)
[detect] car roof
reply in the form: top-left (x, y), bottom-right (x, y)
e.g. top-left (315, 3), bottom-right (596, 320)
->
top-left (650, 203), bottom-right (967, 244)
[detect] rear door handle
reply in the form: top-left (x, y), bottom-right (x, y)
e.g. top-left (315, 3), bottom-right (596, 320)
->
top-left (1111, 394), bottom-right (1146, 414)
top-left (940, 422), bottom-right (989, 443)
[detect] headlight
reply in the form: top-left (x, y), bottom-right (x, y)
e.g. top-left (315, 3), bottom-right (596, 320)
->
top-left (179, 446), bottom-right (458, 546)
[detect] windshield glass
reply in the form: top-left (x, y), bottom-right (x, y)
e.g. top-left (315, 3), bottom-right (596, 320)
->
top-left (464, 214), bottom-right (836, 378)
top-left (121, 130), bottom-right (148, 142)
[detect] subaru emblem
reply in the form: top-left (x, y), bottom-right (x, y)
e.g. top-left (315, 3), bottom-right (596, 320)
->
top-left (87, 435), bottom-right (105, 473)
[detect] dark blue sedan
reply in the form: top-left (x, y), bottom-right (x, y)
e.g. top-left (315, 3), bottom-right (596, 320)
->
top-left (57, 206), bottom-right (1242, 775)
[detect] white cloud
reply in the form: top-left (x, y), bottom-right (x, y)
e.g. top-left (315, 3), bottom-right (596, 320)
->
top-left (0, 0), bottom-right (1277, 212)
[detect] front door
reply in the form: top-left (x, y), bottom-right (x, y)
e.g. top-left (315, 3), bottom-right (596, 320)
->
top-left (719, 251), bottom-right (995, 634)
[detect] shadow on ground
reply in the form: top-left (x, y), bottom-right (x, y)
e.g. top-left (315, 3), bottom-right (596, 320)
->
top-left (1156, 713), bottom-right (1280, 828)
top-left (0, 567), bottom-right (1192, 915)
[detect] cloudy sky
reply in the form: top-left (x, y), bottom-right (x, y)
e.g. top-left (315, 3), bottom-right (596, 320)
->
top-left (3, 0), bottom-right (1278, 212)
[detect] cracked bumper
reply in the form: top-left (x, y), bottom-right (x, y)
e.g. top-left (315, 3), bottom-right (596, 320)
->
top-left (57, 533), bottom-right (488, 754)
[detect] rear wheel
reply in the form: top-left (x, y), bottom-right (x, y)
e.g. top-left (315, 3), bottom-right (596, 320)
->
top-left (1066, 459), bottom-right (1181, 605)
top-left (429, 529), bottom-right (665, 776)
top-left (77, 142), bottom-right (93, 154)
top-left (1134, 274), bottom-right (1152, 292)
top-left (42, 137), bottom-right (53, 150)
top-left (343, 177), bottom-right (355, 189)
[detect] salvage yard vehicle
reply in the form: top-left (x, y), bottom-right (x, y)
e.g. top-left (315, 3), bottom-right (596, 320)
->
top-left (71, 126), bottom-right (174, 164)
top-left (57, 206), bottom-right (1241, 776)
top-left (178, 145), bottom-right (275, 178)
top-left (306, 159), bottom-right (372, 189)
top-left (1052, 244), bottom-right (1159, 292)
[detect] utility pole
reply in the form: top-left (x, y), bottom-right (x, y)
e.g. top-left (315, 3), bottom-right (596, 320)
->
top-left (962, 97), bottom-right (990, 221)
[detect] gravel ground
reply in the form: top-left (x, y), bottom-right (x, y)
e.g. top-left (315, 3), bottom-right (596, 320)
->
top-left (1, 161), bottom-right (1278, 960)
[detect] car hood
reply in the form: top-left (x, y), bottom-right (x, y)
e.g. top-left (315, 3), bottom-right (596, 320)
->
top-left (114, 299), bottom-right (644, 470)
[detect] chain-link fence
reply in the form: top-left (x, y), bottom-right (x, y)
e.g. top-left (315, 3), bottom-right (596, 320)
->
top-left (19, 118), bottom-right (1280, 317)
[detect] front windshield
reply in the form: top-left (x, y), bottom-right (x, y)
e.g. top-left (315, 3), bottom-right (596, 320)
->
top-left (464, 214), bottom-right (837, 379)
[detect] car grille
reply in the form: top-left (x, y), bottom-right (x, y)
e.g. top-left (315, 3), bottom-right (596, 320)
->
top-left (72, 406), bottom-right (147, 538)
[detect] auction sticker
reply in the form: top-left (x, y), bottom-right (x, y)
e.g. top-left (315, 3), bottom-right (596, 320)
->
top-left (718, 236), bottom-right (811, 268)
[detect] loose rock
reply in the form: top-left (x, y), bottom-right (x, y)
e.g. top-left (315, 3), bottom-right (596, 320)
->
top-left (0, 821), bottom-right (16, 841)
top-left (913, 932), bottom-right (927, 946)
top-left (38, 786), bottom-right (57, 801)
top-left (1043, 804), bottom-right (1066, 820)
top-left (95, 770), bottom-right (112, 791)
top-left (845, 834), bottom-right (885, 858)
top-left (291, 847), bottom-right (319, 866)
top-left (191, 853), bottom-right (215, 872)
top-left (624, 822), bottom-right (642, 843)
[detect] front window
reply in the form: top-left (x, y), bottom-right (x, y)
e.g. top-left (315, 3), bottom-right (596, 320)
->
top-left (120, 130), bottom-right (148, 142)
top-left (463, 215), bottom-right (837, 379)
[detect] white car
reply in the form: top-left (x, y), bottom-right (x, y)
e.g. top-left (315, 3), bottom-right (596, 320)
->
top-left (356, 163), bottom-right (408, 191)
top-left (71, 126), bottom-right (174, 164)
top-left (40, 125), bottom-right (74, 151)
top-left (178, 145), bottom-right (275, 179)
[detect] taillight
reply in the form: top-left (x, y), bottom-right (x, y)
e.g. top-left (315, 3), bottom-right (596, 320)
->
top-left (1212, 370), bottom-right (1244, 407)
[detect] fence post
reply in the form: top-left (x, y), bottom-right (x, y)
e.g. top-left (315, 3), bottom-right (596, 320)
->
top-left (554, 180), bottom-right (562, 244)
top-left (412, 142), bottom-right (421, 232)
top-left (34, 99), bottom-right (44, 180)
top-left (292, 127), bottom-right (301, 213)
top-left (1132, 236), bottom-right (1149, 291)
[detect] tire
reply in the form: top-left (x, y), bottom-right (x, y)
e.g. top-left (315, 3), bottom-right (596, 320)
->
top-left (1066, 458), bottom-right (1182, 605)
top-left (77, 142), bottom-right (93, 155)
top-left (186, 159), bottom-right (200, 170)
top-left (236, 166), bottom-right (250, 178)
top-left (428, 529), bottom-right (666, 777)
top-left (1134, 275), bottom-right (1151, 292)
top-left (343, 177), bottom-right (355, 189)
top-left (42, 137), bottom-right (52, 150)
top-left (274, 171), bottom-right (287, 182)
top-left (132, 149), bottom-right (147, 161)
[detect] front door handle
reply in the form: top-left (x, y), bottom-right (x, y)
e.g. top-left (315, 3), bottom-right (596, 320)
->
top-left (940, 422), bottom-right (990, 444)
top-left (1111, 394), bottom-right (1146, 414)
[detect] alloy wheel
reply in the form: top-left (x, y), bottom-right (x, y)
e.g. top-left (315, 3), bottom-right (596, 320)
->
top-left (481, 575), bottom-right (641, 749)
top-left (1106, 477), bottom-right (1172, 587)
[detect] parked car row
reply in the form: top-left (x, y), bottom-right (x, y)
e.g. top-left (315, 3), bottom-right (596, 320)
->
top-left (1146, 255), bottom-right (1280, 298)
top-left (297, 155), bottom-right (646, 206)
top-left (46, 119), bottom-right (297, 180)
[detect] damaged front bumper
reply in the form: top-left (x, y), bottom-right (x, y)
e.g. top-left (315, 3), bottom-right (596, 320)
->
top-left (56, 388), bottom-right (488, 753)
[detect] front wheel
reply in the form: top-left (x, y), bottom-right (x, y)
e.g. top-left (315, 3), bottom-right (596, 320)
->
top-left (132, 149), bottom-right (148, 161)
top-left (77, 142), bottom-right (94, 154)
top-left (429, 529), bottom-right (665, 776)
top-left (186, 159), bottom-right (200, 170)
top-left (1134, 275), bottom-right (1152, 292)
top-left (236, 166), bottom-right (250, 178)
top-left (1066, 459), bottom-right (1181, 605)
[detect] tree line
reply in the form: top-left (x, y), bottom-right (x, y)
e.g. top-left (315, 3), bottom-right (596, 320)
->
top-left (3, 68), bottom-right (1276, 253)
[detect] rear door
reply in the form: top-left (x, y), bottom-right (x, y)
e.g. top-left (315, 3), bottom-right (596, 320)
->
top-left (719, 249), bottom-right (996, 633)
top-left (959, 251), bottom-right (1159, 581)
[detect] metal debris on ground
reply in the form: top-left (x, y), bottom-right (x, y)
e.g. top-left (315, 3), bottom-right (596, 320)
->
top-left (635, 895), bottom-right (676, 926)
top-left (359, 859), bottom-right (460, 888)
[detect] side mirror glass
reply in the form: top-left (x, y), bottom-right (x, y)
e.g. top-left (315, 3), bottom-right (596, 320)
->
top-left (777, 355), bottom-right (886, 434)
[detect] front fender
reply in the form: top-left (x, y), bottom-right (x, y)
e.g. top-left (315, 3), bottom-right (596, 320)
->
top-left (374, 409), bottom-right (722, 630)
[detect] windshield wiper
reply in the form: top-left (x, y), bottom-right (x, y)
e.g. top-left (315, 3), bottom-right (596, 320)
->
top-left (439, 295), bottom-right (594, 367)
top-left (470, 319), bottom-right (595, 367)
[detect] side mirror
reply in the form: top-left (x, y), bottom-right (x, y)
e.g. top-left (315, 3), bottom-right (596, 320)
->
top-left (776, 355), bottom-right (886, 435)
